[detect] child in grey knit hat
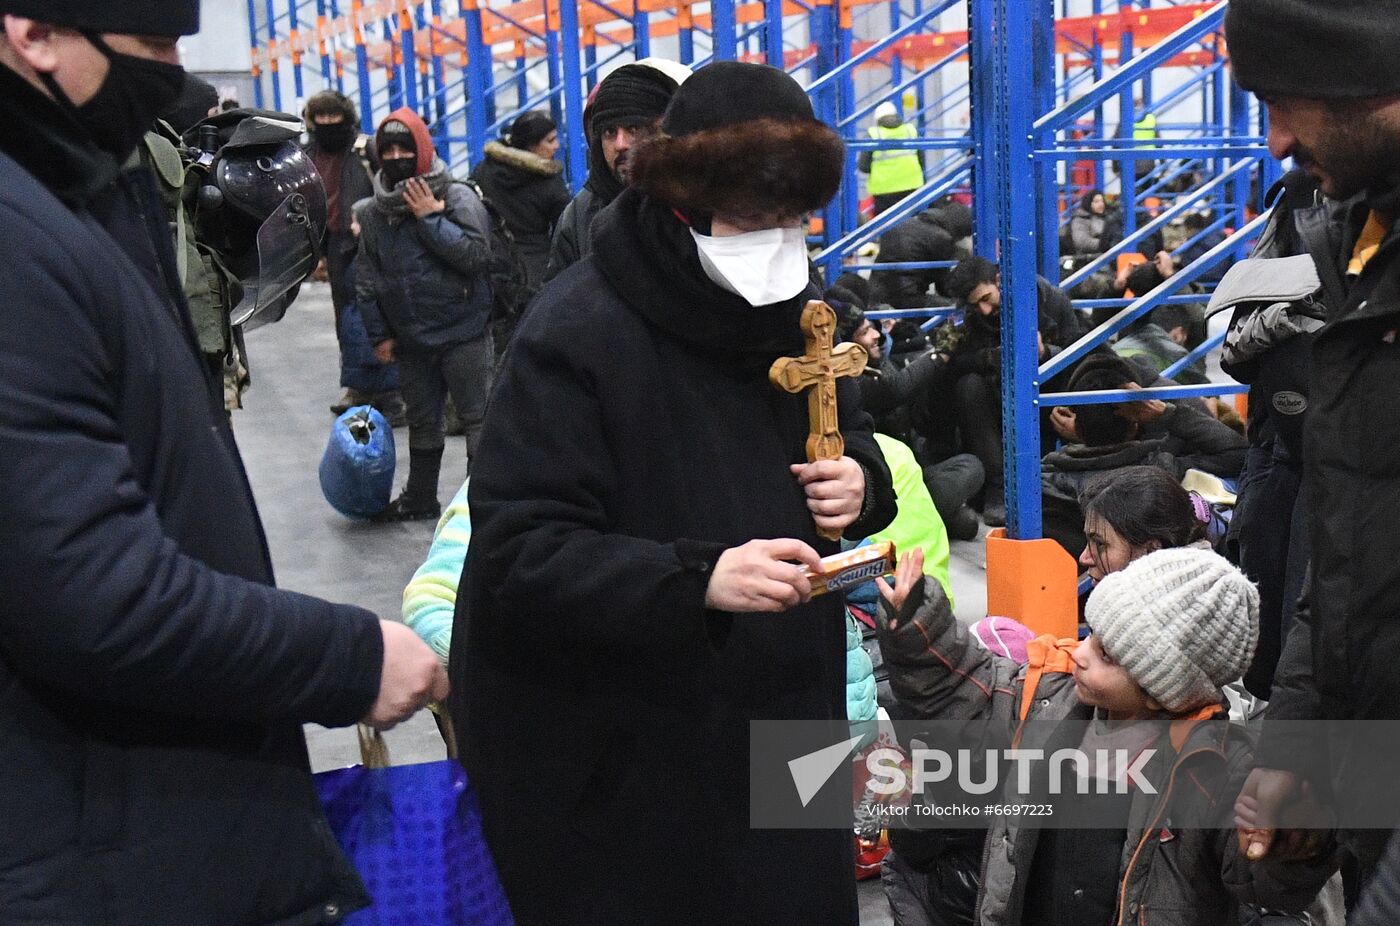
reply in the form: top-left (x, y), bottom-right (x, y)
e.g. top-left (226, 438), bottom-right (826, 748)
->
top-left (873, 545), bottom-right (1336, 926)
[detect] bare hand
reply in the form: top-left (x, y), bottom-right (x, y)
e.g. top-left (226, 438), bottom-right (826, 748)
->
top-left (875, 548), bottom-right (925, 626)
top-left (364, 620), bottom-right (450, 730)
top-left (374, 338), bottom-right (396, 364)
top-left (1235, 768), bottom-right (1332, 862)
top-left (1154, 249), bottom-right (1176, 279)
top-left (1116, 381), bottom-right (1167, 423)
top-left (403, 177), bottom-right (446, 219)
top-left (704, 538), bottom-right (822, 613)
top-left (1050, 406), bottom-right (1078, 442)
top-left (790, 457), bottom-right (865, 536)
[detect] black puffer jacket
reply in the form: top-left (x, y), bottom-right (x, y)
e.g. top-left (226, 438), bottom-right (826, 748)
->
top-left (872, 210), bottom-right (959, 308)
top-left (0, 68), bottom-right (382, 925)
top-left (469, 140), bottom-right (571, 286)
top-left (1257, 176), bottom-right (1400, 877)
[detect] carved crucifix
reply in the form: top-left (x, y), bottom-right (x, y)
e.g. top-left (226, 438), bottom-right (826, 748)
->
top-left (769, 300), bottom-right (869, 539)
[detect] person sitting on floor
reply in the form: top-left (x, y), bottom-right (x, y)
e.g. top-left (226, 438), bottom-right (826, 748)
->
top-left (1041, 354), bottom-right (1246, 556)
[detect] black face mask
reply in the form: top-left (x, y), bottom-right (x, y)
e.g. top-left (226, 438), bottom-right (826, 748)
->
top-left (312, 121), bottom-right (356, 153)
top-left (381, 156), bottom-right (417, 185)
top-left (41, 33), bottom-right (187, 162)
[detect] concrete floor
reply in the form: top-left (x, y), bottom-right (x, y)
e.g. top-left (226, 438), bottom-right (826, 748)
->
top-left (237, 282), bottom-right (992, 924)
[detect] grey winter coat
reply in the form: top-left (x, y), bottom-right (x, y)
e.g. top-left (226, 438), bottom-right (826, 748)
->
top-left (874, 577), bottom-right (1335, 926)
top-left (355, 160), bottom-right (494, 352)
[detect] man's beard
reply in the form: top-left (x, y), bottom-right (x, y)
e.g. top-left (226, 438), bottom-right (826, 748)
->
top-left (610, 150), bottom-right (632, 183)
top-left (1298, 109), bottom-right (1400, 200)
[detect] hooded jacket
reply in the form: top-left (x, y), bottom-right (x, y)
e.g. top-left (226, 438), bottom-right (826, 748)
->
top-left (469, 140), bottom-right (570, 285)
top-left (874, 576), bottom-right (1336, 926)
top-left (355, 111), bottom-right (495, 352)
top-left (0, 63), bottom-right (382, 924)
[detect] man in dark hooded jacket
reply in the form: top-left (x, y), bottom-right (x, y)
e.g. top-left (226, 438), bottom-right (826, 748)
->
top-left (1226, 0), bottom-right (1400, 902)
top-left (453, 62), bottom-right (896, 925)
top-left (543, 60), bottom-right (683, 280)
top-left (0, 3), bottom-right (446, 922)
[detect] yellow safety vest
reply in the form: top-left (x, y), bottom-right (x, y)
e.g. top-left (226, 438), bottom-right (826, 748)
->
top-left (867, 122), bottom-right (924, 196)
top-left (1133, 112), bottom-right (1158, 141)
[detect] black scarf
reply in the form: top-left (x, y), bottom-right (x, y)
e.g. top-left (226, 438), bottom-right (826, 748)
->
top-left (591, 186), bottom-right (810, 362)
top-left (0, 64), bottom-right (120, 207)
top-left (582, 130), bottom-right (625, 205)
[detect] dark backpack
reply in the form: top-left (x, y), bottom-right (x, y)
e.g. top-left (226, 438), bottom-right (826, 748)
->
top-left (461, 178), bottom-right (530, 350)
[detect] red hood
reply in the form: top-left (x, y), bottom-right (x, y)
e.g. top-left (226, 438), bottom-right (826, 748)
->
top-left (377, 106), bottom-right (436, 176)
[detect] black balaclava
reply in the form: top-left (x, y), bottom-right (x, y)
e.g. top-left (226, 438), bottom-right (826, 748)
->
top-left (376, 118), bottom-right (418, 184)
top-left (306, 91), bottom-right (359, 153)
top-left (38, 32), bottom-right (186, 162)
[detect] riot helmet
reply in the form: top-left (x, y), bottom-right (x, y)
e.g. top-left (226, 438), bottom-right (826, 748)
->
top-left (187, 109), bottom-right (328, 329)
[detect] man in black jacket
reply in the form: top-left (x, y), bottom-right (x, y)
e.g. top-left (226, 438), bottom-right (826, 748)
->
top-left (0, 4), bottom-right (446, 922)
top-left (1226, 0), bottom-right (1400, 902)
top-left (934, 255), bottom-right (1089, 525)
top-left (454, 62), bottom-right (896, 925)
top-left (302, 89), bottom-right (392, 416)
top-left (869, 198), bottom-right (972, 308)
top-left (543, 61), bottom-right (683, 281)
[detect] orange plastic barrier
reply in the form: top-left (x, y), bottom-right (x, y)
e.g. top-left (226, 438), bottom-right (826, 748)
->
top-left (985, 528), bottom-right (1079, 640)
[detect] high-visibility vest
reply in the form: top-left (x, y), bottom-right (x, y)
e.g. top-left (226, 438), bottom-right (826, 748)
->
top-left (1133, 112), bottom-right (1158, 140)
top-left (867, 122), bottom-right (924, 196)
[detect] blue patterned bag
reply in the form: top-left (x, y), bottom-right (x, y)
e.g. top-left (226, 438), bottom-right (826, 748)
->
top-left (315, 722), bottom-right (514, 925)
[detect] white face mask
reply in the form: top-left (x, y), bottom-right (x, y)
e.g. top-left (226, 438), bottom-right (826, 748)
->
top-left (689, 226), bottom-right (810, 307)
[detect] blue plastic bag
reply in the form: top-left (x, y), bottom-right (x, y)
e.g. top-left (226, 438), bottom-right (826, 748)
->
top-left (319, 407), bottom-right (396, 519)
top-left (315, 726), bottom-right (514, 926)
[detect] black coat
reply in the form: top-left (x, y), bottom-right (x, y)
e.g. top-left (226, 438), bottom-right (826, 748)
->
top-left (0, 71), bottom-right (382, 925)
top-left (451, 188), bottom-right (897, 925)
top-left (871, 211), bottom-right (958, 308)
top-left (1259, 180), bottom-right (1400, 871)
top-left (469, 141), bottom-right (571, 286)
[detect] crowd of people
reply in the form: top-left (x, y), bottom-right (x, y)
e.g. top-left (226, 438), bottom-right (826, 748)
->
top-left (5, 0), bottom-right (1400, 923)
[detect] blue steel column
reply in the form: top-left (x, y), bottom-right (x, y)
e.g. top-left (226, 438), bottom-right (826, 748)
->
top-left (383, 17), bottom-right (404, 110)
top-left (353, 0), bottom-right (374, 131)
top-left (764, 0), bottom-right (784, 68)
top-left (1090, 0), bottom-right (1103, 189)
top-left (249, 0), bottom-right (266, 108)
top-left (837, 0), bottom-right (858, 241)
top-left (427, 0), bottom-right (449, 157)
top-left (316, 0), bottom-right (334, 85)
top-left (558, 0), bottom-right (590, 192)
top-left (712, 0), bottom-right (738, 60)
top-left (812, 0), bottom-right (839, 262)
top-left (1033, 0), bottom-right (1058, 280)
top-left (990, 0), bottom-right (1042, 539)
top-left (969, 0), bottom-right (997, 257)
top-left (287, 0), bottom-right (306, 100)
top-left (265, 0), bottom-right (283, 110)
top-left (634, 7), bottom-right (653, 59)
top-left (462, 0), bottom-right (489, 165)
top-left (1117, 19), bottom-right (1135, 240)
top-left (398, 1), bottom-right (419, 110)
top-left (678, 4), bottom-right (695, 65)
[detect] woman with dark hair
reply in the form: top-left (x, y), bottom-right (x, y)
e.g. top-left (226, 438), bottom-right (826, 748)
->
top-left (1078, 465), bottom-right (1207, 581)
top-left (468, 109), bottom-right (571, 289)
top-left (1067, 188), bottom-right (1123, 256)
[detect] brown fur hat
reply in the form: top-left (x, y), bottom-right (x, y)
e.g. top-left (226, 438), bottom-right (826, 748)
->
top-left (630, 62), bottom-right (844, 217)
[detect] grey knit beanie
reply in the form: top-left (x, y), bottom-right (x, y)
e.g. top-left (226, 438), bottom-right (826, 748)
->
top-left (1084, 548), bottom-right (1259, 713)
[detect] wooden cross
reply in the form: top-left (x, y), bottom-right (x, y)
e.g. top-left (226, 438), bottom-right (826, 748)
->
top-left (769, 300), bottom-right (869, 539)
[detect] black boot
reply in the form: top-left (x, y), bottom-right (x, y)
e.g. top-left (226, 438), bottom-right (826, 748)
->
top-left (373, 446), bottom-right (442, 522)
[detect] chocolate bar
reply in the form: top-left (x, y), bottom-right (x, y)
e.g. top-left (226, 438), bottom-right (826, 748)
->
top-left (801, 541), bottom-right (897, 597)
